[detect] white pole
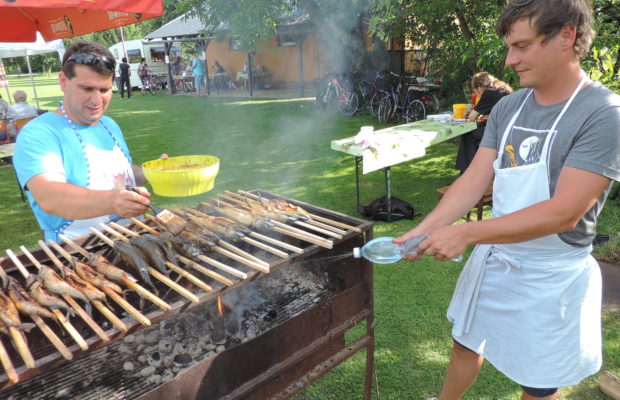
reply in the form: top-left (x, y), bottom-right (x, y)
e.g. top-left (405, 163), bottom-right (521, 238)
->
top-left (26, 54), bottom-right (40, 109)
top-left (120, 26), bottom-right (127, 60)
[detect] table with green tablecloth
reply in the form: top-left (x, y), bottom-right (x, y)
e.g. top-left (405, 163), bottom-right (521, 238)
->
top-left (331, 119), bottom-right (476, 221)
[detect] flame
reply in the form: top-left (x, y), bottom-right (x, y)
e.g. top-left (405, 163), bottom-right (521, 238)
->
top-left (217, 296), bottom-right (223, 316)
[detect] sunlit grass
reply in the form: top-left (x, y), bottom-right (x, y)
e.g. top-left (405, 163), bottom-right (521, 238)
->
top-left (0, 74), bottom-right (618, 400)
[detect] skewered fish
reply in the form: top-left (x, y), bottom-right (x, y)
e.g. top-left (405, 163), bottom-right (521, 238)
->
top-left (256, 196), bottom-right (310, 221)
top-left (0, 290), bottom-right (26, 328)
top-left (6, 276), bottom-right (55, 319)
top-left (72, 259), bottom-right (123, 294)
top-left (129, 236), bottom-right (170, 276)
top-left (39, 265), bottom-right (90, 305)
top-left (183, 212), bottom-right (250, 241)
top-left (201, 201), bottom-right (273, 230)
top-left (160, 231), bottom-right (204, 259)
top-left (113, 240), bottom-right (157, 292)
top-left (25, 276), bottom-right (73, 316)
top-left (59, 266), bottom-right (106, 304)
top-left (143, 234), bottom-right (178, 266)
top-left (85, 254), bottom-right (137, 283)
top-left (177, 229), bottom-right (216, 252)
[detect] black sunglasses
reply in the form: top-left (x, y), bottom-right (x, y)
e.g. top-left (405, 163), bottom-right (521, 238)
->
top-left (65, 52), bottom-right (116, 70)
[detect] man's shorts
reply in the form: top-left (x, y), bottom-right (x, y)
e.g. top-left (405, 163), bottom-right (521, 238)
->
top-left (194, 74), bottom-right (204, 89)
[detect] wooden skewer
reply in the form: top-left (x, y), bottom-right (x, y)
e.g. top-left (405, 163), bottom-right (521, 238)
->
top-left (38, 241), bottom-right (127, 334)
top-left (236, 189), bottom-right (362, 232)
top-left (97, 225), bottom-right (199, 303)
top-left (20, 246), bottom-right (109, 342)
top-left (302, 218), bottom-right (348, 235)
top-left (177, 256), bottom-right (236, 286)
top-left (0, 336), bottom-right (18, 384)
top-left (87, 229), bottom-right (171, 311)
top-left (269, 221), bottom-right (333, 249)
top-left (187, 206), bottom-right (289, 259)
top-left (8, 327), bottom-right (34, 369)
top-left (47, 241), bottom-right (151, 327)
top-left (213, 246), bottom-right (269, 273)
top-left (216, 240), bottom-right (270, 268)
top-left (293, 220), bottom-right (343, 239)
top-left (129, 217), bottom-right (160, 235)
top-left (196, 254), bottom-right (248, 285)
top-left (165, 262), bottom-right (212, 292)
top-left (0, 255), bottom-right (73, 361)
top-left (240, 236), bottom-right (288, 259)
top-left (59, 235), bottom-right (171, 312)
top-left (249, 231), bottom-right (304, 254)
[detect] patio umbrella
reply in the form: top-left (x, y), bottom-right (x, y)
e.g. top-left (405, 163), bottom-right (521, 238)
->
top-left (0, 0), bottom-right (165, 42)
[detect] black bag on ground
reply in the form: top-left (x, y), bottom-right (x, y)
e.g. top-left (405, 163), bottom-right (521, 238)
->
top-left (357, 195), bottom-right (416, 221)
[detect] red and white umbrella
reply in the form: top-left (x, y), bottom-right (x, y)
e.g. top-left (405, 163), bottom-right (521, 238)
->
top-left (0, 0), bottom-right (164, 42)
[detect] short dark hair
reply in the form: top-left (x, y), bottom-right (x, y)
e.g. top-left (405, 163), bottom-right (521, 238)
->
top-left (497, 0), bottom-right (595, 59)
top-left (62, 41), bottom-right (115, 79)
top-left (122, 57), bottom-right (127, 63)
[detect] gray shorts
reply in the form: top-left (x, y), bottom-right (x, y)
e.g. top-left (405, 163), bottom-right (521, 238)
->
top-left (194, 74), bottom-right (204, 88)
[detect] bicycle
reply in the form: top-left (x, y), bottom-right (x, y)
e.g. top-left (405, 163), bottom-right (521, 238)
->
top-left (407, 77), bottom-right (440, 115)
top-left (143, 72), bottom-right (162, 95)
top-left (352, 71), bottom-right (387, 116)
top-left (377, 72), bottom-right (426, 123)
top-left (322, 74), bottom-right (358, 116)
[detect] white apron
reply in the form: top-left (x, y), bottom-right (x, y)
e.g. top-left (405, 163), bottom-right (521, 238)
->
top-left (447, 73), bottom-right (602, 388)
top-left (49, 106), bottom-right (135, 239)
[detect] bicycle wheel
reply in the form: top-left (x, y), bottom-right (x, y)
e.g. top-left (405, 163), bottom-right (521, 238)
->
top-left (377, 94), bottom-right (395, 123)
top-left (337, 89), bottom-right (359, 116)
top-left (368, 89), bottom-right (385, 116)
top-left (427, 93), bottom-right (440, 114)
top-left (405, 99), bottom-right (426, 122)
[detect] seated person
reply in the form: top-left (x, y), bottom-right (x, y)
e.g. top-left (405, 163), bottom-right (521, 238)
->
top-left (455, 72), bottom-right (512, 175)
top-left (213, 60), bottom-right (226, 74)
top-left (0, 94), bottom-right (8, 120)
top-left (7, 90), bottom-right (38, 121)
top-left (242, 60), bottom-right (258, 74)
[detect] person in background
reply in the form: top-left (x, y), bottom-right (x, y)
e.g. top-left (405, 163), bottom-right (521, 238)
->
top-left (118, 57), bottom-right (131, 100)
top-left (455, 72), bottom-right (512, 174)
top-left (0, 94), bottom-right (8, 120)
top-left (13, 40), bottom-right (159, 241)
top-left (395, 1), bottom-right (620, 399)
top-left (7, 90), bottom-right (38, 121)
top-left (137, 57), bottom-right (149, 95)
top-left (192, 54), bottom-right (206, 97)
top-left (172, 55), bottom-right (182, 76)
top-left (213, 60), bottom-right (225, 74)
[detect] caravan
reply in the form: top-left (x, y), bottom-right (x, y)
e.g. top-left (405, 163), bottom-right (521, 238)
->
top-left (109, 39), bottom-right (181, 89)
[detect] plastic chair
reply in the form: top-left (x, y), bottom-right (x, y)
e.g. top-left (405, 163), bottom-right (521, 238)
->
top-left (12, 116), bottom-right (35, 139)
top-left (0, 120), bottom-right (11, 145)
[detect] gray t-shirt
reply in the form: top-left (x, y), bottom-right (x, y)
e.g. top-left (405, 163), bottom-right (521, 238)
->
top-left (480, 82), bottom-right (620, 246)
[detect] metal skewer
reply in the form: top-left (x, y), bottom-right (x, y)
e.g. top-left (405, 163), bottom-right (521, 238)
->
top-left (58, 234), bottom-right (171, 312)
top-left (20, 246), bottom-right (109, 343)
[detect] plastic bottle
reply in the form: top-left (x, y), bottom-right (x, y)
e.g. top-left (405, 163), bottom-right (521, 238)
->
top-left (352, 236), bottom-right (462, 264)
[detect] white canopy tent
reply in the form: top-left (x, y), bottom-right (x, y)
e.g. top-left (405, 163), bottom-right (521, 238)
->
top-left (0, 32), bottom-right (65, 108)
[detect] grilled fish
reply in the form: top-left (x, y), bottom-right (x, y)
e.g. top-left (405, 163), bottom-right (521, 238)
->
top-left (6, 276), bottom-right (55, 319)
top-left (129, 236), bottom-right (169, 276)
top-left (143, 234), bottom-right (178, 266)
top-left (25, 276), bottom-right (73, 316)
top-left (72, 259), bottom-right (123, 294)
top-left (39, 265), bottom-right (90, 305)
top-left (202, 201), bottom-right (273, 230)
top-left (0, 289), bottom-right (23, 328)
top-left (85, 254), bottom-right (137, 283)
top-left (114, 240), bottom-right (157, 292)
top-left (160, 231), bottom-right (204, 259)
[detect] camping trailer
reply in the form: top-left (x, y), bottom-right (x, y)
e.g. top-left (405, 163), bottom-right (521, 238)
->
top-left (109, 39), bottom-right (181, 89)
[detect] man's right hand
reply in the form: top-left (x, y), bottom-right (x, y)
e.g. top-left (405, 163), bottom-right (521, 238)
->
top-left (113, 187), bottom-right (151, 218)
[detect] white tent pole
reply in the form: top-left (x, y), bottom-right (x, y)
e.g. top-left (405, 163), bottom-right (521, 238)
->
top-left (120, 27), bottom-right (127, 60)
top-left (0, 59), bottom-right (11, 105)
top-left (25, 54), bottom-right (40, 108)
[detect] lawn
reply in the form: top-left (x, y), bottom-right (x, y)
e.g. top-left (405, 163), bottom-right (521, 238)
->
top-left (1, 75), bottom-right (618, 399)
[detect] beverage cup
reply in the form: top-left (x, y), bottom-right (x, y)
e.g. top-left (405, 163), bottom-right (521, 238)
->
top-left (453, 103), bottom-right (467, 119)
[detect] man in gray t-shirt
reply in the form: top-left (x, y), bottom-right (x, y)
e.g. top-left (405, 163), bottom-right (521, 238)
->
top-left (481, 82), bottom-right (620, 246)
top-left (395, 1), bottom-right (620, 399)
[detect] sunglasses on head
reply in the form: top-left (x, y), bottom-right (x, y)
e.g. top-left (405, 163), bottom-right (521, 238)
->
top-left (65, 52), bottom-right (116, 70)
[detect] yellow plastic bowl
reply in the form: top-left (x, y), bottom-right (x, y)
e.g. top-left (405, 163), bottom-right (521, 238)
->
top-left (142, 155), bottom-right (220, 197)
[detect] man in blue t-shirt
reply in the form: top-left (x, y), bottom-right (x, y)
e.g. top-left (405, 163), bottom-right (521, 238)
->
top-left (191, 54), bottom-right (205, 97)
top-left (13, 40), bottom-right (157, 241)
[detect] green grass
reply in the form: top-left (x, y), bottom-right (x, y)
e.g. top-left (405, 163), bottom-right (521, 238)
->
top-left (1, 75), bottom-right (618, 399)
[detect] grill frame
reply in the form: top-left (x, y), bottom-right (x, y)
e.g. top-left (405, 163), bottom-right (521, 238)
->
top-left (0, 190), bottom-right (375, 399)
